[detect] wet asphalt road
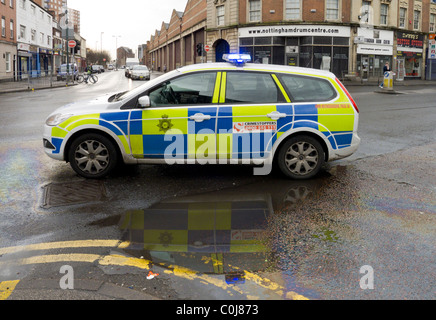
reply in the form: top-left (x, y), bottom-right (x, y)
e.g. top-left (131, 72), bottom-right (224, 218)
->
top-left (0, 70), bottom-right (435, 301)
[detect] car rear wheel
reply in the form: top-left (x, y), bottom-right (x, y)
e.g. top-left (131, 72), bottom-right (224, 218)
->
top-left (68, 133), bottom-right (118, 179)
top-left (277, 135), bottom-right (325, 180)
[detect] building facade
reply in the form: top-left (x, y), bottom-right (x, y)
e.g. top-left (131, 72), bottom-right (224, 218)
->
top-left (0, 0), bottom-right (17, 79)
top-left (16, 0), bottom-right (54, 78)
top-left (146, 0), bottom-right (436, 80)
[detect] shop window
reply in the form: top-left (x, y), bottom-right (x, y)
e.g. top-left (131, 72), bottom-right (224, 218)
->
top-left (300, 37), bottom-right (313, 45)
top-left (240, 37), bottom-right (254, 46)
top-left (273, 37), bottom-right (285, 45)
top-left (255, 37), bottom-right (272, 45)
top-left (314, 36), bottom-right (332, 45)
top-left (299, 46), bottom-right (313, 68)
top-left (286, 37), bottom-right (299, 46)
top-left (273, 46), bottom-right (285, 65)
top-left (333, 37), bottom-right (349, 45)
top-left (279, 74), bottom-right (337, 103)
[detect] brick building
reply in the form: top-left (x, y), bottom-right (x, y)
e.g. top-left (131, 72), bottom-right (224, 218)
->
top-left (146, 0), bottom-right (436, 80)
top-left (0, 0), bottom-right (17, 79)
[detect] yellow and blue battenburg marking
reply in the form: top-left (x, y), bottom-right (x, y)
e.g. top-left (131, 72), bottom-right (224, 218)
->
top-left (119, 200), bottom-right (269, 254)
top-left (48, 74), bottom-right (356, 159)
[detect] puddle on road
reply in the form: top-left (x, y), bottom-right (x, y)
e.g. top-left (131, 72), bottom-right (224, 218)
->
top-left (88, 169), bottom-right (364, 299)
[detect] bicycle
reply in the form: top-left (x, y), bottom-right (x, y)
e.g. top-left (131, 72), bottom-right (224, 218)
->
top-left (77, 72), bottom-right (98, 84)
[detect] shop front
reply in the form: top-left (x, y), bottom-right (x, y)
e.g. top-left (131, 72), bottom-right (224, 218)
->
top-left (238, 25), bottom-right (351, 78)
top-left (396, 32), bottom-right (424, 79)
top-left (355, 28), bottom-right (394, 81)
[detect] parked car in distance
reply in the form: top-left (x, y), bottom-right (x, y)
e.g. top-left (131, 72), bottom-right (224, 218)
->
top-left (130, 65), bottom-right (150, 80)
top-left (91, 65), bottom-right (101, 74)
top-left (108, 64), bottom-right (114, 70)
top-left (57, 64), bottom-right (78, 81)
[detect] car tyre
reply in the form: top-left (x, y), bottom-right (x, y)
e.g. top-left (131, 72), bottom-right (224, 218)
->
top-left (277, 135), bottom-right (325, 180)
top-left (68, 133), bottom-right (118, 179)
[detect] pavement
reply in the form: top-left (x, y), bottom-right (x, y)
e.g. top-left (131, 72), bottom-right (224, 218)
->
top-left (1, 71), bottom-right (435, 94)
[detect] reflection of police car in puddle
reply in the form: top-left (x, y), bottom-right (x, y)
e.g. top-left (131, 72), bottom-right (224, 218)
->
top-left (44, 54), bottom-right (360, 180)
top-left (118, 178), bottom-right (324, 279)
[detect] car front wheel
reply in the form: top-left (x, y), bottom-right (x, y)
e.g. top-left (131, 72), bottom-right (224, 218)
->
top-left (277, 135), bottom-right (325, 180)
top-left (68, 133), bottom-right (118, 179)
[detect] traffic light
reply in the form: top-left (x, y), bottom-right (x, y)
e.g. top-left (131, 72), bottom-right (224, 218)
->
top-left (196, 43), bottom-right (204, 56)
top-left (73, 40), bottom-right (81, 54)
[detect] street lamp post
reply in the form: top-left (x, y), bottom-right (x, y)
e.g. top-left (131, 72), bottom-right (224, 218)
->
top-left (112, 35), bottom-right (121, 70)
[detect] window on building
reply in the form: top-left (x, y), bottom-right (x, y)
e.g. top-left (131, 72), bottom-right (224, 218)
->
top-left (430, 14), bottom-right (435, 32)
top-left (5, 52), bottom-right (11, 72)
top-left (19, 0), bottom-right (25, 10)
top-left (1, 17), bottom-right (5, 38)
top-left (361, 1), bottom-right (372, 24)
top-left (10, 20), bottom-right (13, 39)
top-left (326, 0), bottom-right (339, 20)
top-left (380, 4), bottom-right (388, 25)
top-left (414, 10), bottom-right (420, 30)
top-left (31, 29), bottom-right (36, 41)
top-left (399, 8), bottom-right (406, 28)
top-left (217, 5), bottom-right (225, 26)
top-left (285, 0), bottom-right (300, 20)
top-left (249, 0), bottom-right (261, 22)
top-left (20, 25), bottom-right (26, 40)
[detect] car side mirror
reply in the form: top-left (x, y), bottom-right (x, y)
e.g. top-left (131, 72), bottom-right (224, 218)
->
top-left (138, 96), bottom-right (151, 108)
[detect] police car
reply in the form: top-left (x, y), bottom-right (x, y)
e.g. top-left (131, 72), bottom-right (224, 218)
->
top-left (43, 54), bottom-right (360, 179)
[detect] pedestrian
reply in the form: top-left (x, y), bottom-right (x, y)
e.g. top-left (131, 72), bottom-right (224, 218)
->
top-left (380, 62), bottom-right (391, 88)
top-left (163, 64), bottom-right (167, 73)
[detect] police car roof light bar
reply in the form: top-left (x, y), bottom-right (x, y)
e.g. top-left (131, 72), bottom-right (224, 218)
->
top-left (223, 54), bottom-right (251, 66)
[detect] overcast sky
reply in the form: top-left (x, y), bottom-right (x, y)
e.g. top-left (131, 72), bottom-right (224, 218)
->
top-left (67, 0), bottom-right (188, 59)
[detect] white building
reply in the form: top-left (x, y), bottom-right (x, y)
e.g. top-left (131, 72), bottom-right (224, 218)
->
top-left (16, 0), bottom-right (54, 77)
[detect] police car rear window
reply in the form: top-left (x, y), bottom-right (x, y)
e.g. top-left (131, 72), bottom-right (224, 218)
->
top-left (279, 74), bottom-right (337, 103)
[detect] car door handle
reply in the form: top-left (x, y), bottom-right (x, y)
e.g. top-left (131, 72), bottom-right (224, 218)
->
top-left (267, 111), bottom-right (287, 120)
top-left (189, 113), bottom-right (211, 122)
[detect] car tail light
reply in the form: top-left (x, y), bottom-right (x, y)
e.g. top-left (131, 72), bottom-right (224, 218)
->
top-left (335, 78), bottom-right (359, 113)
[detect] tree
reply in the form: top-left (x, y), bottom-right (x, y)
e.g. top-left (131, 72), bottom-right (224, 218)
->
top-left (86, 49), bottom-right (111, 65)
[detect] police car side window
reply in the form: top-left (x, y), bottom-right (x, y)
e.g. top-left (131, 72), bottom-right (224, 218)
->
top-left (279, 74), bottom-right (337, 103)
top-left (225, 72), bottom-right (282, 104)
top-left (148, 72), bottom-right (217, 107)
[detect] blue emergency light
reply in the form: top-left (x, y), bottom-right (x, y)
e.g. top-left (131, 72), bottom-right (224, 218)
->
top-left (223, 54), bottom-right (251, 65)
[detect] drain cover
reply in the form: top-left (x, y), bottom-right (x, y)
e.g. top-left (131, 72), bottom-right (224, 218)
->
top-left (41, 180), bottom-right (107, 208)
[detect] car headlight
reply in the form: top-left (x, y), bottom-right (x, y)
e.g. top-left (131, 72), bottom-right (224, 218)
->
top-left (45, 113), bottom-right (73, 126)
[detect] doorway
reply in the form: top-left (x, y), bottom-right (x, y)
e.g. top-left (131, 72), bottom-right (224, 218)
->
top-left (214, 39), bottom-right (230, 62)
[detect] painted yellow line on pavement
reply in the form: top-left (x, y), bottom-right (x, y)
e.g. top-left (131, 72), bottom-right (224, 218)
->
top-left (0, 280), bottom-right (20, 300)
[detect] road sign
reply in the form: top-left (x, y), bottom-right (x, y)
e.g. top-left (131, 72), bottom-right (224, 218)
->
top-left (68, 40), bottom-right (77, 48)
top-left (204, 45), bottom-right (210, 52)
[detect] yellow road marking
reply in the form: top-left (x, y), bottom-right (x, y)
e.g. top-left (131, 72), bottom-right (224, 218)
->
top-left (0, 280), bottom-right (20, 300)
top-left (0, 240), bottom-right (128, 256)
top-left (0, 240), bottom-right (310, 300)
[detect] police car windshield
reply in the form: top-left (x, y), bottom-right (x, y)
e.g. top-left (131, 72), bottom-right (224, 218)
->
top-left (112, 69), bottom-right (179, 102)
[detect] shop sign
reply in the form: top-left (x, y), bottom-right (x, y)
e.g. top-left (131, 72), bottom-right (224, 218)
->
top-left (397, 32), bottom-right (424, 53)
top-left (239, 25), bottom-right (350, 38)
top-left (429, 34), bottom-right (436, 60)
top-left (356, 28), bottom-right (393, 55)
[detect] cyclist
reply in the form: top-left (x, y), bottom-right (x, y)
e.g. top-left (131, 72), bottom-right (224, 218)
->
top-left (84, 64), bottom-right (93, 83)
